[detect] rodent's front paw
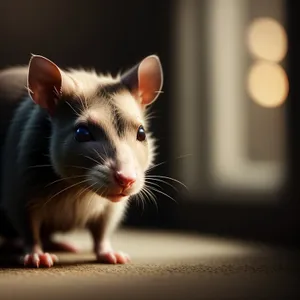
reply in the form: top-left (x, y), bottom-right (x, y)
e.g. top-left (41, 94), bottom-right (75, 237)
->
top-left (96, 251), bottom-right (130, 264)
top-left (23, 252), bottom-right (58, 268)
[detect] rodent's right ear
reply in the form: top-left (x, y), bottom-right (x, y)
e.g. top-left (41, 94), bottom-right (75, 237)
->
top-left (120, 55), bottom-right (164, 108)
top-left (27, 55), bottom-right (63, 115)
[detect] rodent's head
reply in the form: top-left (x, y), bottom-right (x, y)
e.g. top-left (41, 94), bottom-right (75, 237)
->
top-left (27, 54), bottom-right (163, 202)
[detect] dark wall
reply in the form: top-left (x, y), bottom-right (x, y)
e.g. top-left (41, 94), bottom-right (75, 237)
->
top-left (0, 0), bottom-right (175, 228)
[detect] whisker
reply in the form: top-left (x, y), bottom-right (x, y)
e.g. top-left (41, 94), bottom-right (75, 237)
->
top-left (27, 164), bottom-right (53, 169)
top-left (100, 187), bottom-right (108, 199)
top-left (45, 174), bottom-right (88, 187)
top-left (143, 186), bottom-right (158, 212)
top-left (145, 188), bottom-right (158, 207)
top-left (73, 90), bottom-right (88, 112)
top-left (77, 180), bottom-right (97, 199)
top-left (143, 189), bottom-right (153, 211)
top-left (86, 181), bottom-right (100, 209)
top-left (145, 116), bottom-right (158, 122)
top-left (25, 85), bottom-right (33, 95)
top-left (154, 90), bottom-right (164, 94)
top-left (147, 186), bottom-right (178, 204)
top-left (138, 189), bottom-right (146, 212)
top-left (92, 148), bottom-right (105, 163)
top-left (138, 193), bottom-right (144, 212)
top-left (146, 161), bottom-right (168, 173)
top-left (82, 154), bottom-right (101, 166)
top-left (53, 86), bottom-right (62, 99)
top-left (102, 145), bottom-right (109, 159)
top-left (176, 153), bottom-right (193, 159)
top-left (142, 188), bottom-right (148, 213)
top-left (146, 175), bottom-right (188, 190)
top-left (94, 183), bottom-right (104, 197)
top-left (144, 180), bottom-right (161, 189)
top-left (45, 178), bottom-right (91, 205)
top-left (146, 154), bottom-right (192, 173)
top-left (65, 101), bottom-right (80, 117)
top-left (144, 111), bottom-right (159, 122)
top-left (135, 188), bottom-right (148, 213)
top-left (65, 165), bottom-right (92, 171)
top-left (145, 178), bottom-right (178, 192)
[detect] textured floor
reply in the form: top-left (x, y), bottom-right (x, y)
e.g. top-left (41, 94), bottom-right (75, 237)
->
top-left (0, 229), bottom-right (299, 299)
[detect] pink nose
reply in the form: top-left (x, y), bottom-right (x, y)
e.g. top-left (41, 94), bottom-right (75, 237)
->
top-left (114, 171), bottom-right (136, 189)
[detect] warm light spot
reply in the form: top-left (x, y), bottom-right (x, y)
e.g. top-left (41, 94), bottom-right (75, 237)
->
top-left (247, 61), bottom-right (289, 108)
top-left (247, 17), bottom-right (287, 63)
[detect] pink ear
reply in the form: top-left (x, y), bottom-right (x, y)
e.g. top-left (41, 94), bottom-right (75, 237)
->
top-left (138, 55), bottom-right (163, 105)
top-left (27, 55), bottom-right (62, 114)
top-left (121, 55), bottom-right (163, 106)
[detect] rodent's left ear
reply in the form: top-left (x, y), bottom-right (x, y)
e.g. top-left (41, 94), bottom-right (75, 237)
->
top-left (27, 55), bottom-right (63, 115)
top-left (121, 55), bottom-right (163, 107)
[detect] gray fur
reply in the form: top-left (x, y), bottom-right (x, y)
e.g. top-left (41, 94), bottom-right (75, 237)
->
top-left (0, 55), bottom-right (163, 263)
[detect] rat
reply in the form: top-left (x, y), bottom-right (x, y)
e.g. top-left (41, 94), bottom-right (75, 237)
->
top-left (0, 53), bottom-right (163, 267)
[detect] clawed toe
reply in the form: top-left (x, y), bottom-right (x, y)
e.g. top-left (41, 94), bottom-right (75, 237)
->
top-left (23, 252), bottom-right (58, 268)
top-left (97, 251), bottom-right (130, 264)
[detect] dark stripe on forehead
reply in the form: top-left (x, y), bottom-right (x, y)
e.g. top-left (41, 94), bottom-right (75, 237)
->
top-left (109, 102), bottom-right (127, 137)
top-left (98, 82), bottom-right (127, 98)
top-left (109, 102), bottom-right (143, 139)
top-left (98, 82), bottom-right (138, 138)
top-left (98, 82), bottom-right (130, 137)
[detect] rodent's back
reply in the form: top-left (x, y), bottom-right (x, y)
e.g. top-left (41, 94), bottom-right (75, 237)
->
top-left (0, 67), bottom-right (28, 162)
top-left (0, 67), bottom-right (28, 137)
top-left (0, 67), bottom-right (29, 211)
top-left (0, 67), bottom-right (53, 216)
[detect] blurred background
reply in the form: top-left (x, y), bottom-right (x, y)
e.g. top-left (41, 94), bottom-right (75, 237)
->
top-left (0, 0), bottom-right (299, 248)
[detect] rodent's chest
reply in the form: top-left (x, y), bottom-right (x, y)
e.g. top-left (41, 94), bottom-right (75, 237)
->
top-left (33, 192), bottom-right (107, 232)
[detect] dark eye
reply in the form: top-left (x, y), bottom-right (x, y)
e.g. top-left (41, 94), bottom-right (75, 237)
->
top-left (75, 125), bottom-right (93, 142)
top-left (137, 125), bottom-right (146, 142)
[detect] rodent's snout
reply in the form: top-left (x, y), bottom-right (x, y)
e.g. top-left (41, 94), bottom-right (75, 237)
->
top-left (88, 152), bottom-right (142, 201)
top-left (114, 170), bottom-right (137, 190)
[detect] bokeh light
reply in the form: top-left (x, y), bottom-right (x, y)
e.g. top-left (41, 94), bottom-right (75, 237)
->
top-left (247, 60), bottom-right (289, 108)
top-left (247, 17), bottom-right (287, 63)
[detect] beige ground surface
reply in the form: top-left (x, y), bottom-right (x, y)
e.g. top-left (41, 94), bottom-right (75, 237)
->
top-left (0, 229), bottom-right (298, 299)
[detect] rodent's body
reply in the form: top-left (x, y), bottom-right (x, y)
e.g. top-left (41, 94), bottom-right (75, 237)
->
top-left (0, 67), bottom-right (31, 239)
top-left (1, 92), bottom-right (126, 235)
top-left (0, 55), bottom-right (163, 267)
